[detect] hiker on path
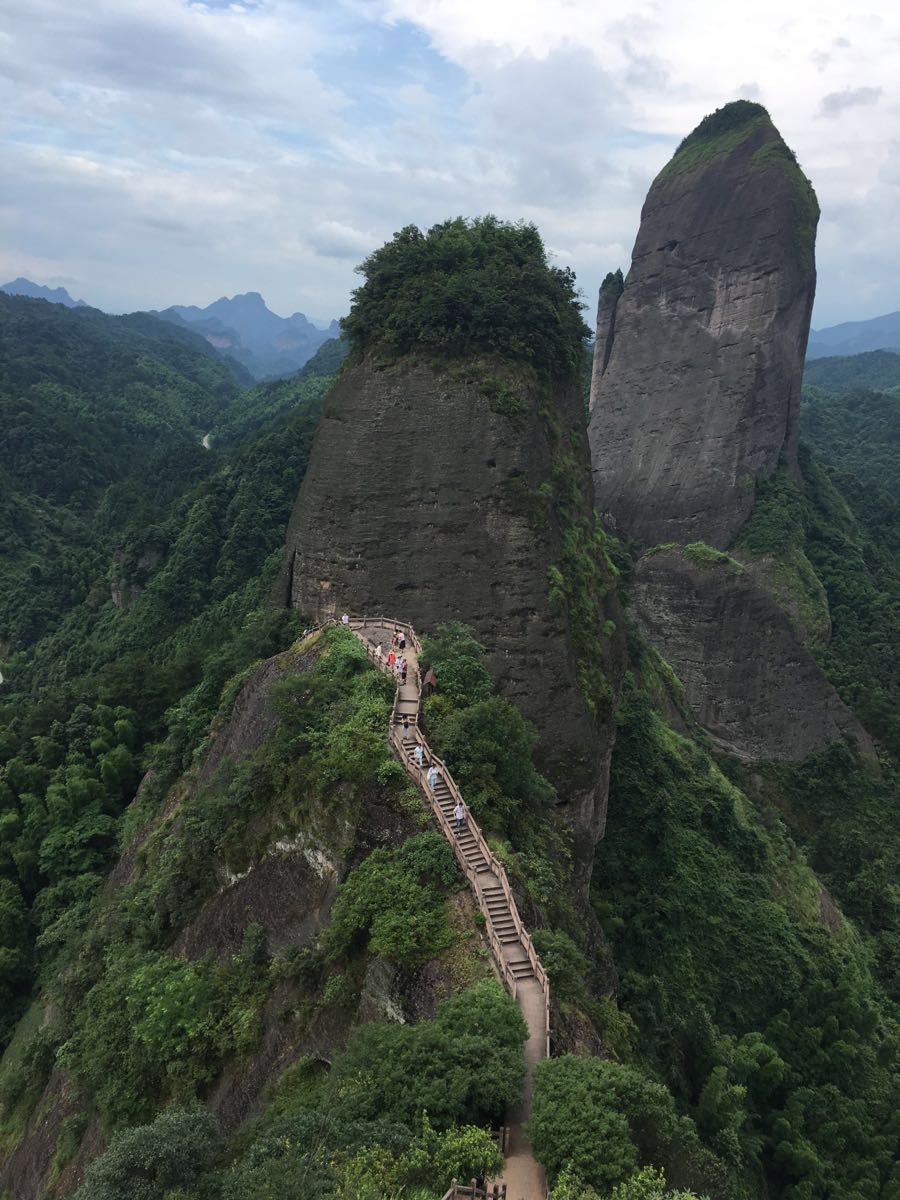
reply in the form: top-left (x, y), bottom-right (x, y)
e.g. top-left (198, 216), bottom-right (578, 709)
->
top-left (398, 630), bottom-right (406, 651)
top-left (341, 613), bottom-right (350, 626)
top-left (400, 657), bottom-right (408, 684)
top-left (427, 764), bottom-right (439, 792)
top-left (387, 648), bottom-right (396, 670)
top-left (454, 800), bottom-right (466, 833)
top-left (402, 716), bottom-right (411, 741)
top-left (375, 643), bottom-right (383, 663)
top-left (414, 742), bottom-right (425, 768)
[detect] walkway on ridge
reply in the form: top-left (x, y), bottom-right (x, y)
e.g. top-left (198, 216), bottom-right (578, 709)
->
top-left (349, 617), bottom-right (549, 1200)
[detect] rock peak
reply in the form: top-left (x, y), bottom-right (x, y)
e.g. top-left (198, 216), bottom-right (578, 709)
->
top-left (588, 102), bottom-right (819, 549)
top-left (673, 99), bottom-right (770, 155)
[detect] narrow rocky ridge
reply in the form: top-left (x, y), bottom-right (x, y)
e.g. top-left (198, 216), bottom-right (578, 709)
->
top-left (349, 616), bottom-right (549, 1200)
top-left (280, 353), bottom-right (625, 892)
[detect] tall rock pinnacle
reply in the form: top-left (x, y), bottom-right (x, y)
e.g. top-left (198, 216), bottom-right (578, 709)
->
top-left (589, 100), bottom-right (819, 549)
top-left (279, 218), bottom-right (625, 887)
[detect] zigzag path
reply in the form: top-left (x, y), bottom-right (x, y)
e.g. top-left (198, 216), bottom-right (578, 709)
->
top-left (347, 617), bottom-right (550, 1200)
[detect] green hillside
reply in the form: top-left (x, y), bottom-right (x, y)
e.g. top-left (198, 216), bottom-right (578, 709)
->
top-left (0, 301), bottom-right (340, 1060)
top-left (0, 296), bottom-right (246, 650)
top-left (1, 303), bottom-right (899, 1199)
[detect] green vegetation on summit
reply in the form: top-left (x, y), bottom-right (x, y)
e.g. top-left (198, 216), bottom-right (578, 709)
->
top-left (657, 100), bottom-right (770, 180)
top-left (340, 215), bottom-right (591, 376)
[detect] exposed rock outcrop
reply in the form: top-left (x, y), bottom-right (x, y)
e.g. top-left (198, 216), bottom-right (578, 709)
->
top-left (280, 356), bottom-right (625, 877)
top-left (589, 101), bottom-right (819, 549)
top-left (631, 546), bottom-right (871, 761)
top-left (588, 270), bottom-right (623, 413)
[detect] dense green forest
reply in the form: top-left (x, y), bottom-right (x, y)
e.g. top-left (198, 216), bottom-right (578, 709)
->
top-left (0, 297), bottom-right (338, 1052)
top-left (801, 351), bottom-right (900, 502)
top-left (1, 271), bottom-right (899, 1200)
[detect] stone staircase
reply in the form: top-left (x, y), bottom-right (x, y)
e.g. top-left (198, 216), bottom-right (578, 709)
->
top-left (343, 615), bottom-right (550, 1200)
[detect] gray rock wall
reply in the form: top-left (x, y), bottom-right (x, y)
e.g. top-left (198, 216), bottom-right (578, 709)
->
top-left (589, 108), bottom-right (818, 549)
top-left (280, 357), bottom-right (624, 872)
top-left (588, 271), bottom-right (622, 415)
top-left (631, 547), bottom-right (871, 761)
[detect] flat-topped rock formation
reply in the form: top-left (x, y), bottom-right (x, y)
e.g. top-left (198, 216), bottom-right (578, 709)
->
top-left (589, 101), bottom-right (819, 549)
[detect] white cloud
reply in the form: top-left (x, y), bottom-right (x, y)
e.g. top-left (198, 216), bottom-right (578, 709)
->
top-left (0, 0), bottom-right (897, 325)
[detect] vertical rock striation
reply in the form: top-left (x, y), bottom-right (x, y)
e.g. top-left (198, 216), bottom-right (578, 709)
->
top-left (588, 101), bottom-right (819, 549)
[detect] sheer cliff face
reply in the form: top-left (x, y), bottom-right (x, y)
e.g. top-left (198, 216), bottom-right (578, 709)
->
top-left (632, 548), bottom-right (872, 761)
top-left (587, 104), bottom-right (870, 763)
top-left (281, 357), bottom-right (624, 875)
top-left (589, 105), bottom-right (819, 550)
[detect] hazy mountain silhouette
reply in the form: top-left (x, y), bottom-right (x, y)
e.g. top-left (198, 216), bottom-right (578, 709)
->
top-left (1, 277), bottom-right (88, 307)
top-left (157, 292), bottom-right (339, 379)
top-left (807, 310), bottom-right (900, 358)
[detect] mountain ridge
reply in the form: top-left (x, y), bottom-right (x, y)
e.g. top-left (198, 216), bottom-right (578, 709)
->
top-left (807, 308), bottom-right (900, 358)
top-left (156, 292), bottom-right (340, 381)
top-left (1, 276), bottom-right (88, 308)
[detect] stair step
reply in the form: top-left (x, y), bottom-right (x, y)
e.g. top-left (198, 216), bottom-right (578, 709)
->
top-left (510, 962), bottom-right (534, 978)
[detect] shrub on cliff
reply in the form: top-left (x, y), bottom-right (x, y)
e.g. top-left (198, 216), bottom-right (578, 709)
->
top-left (530, 1055), bottom-right (718, 1194)
top-left (327, 979), bottom-right (527, 1129)
top-left (73, 1107), bottom-right (223, 1200)
top-left (322, 832), bottom-right (458, 966)
top-left (341, 216), bottom-right (591, 376)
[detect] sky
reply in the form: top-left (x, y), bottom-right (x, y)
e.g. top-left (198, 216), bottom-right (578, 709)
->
top-left (1, 0), bottom-right (898, 329)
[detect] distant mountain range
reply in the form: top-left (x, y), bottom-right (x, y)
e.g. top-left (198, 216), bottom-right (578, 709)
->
top-left (156, 292), bottom-right (340, 380)
top-left (1, 278), bottom-right (339, 381)
top-left (9, 273), bottom-right (900, 376)
top-left (1, 277), bottom-right (88, 308)
top-left (807, 310), bottom-right (900, 359)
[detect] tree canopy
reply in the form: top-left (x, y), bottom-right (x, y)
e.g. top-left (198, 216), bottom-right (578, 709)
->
top-left (341, 216), bottom-right (591, 376)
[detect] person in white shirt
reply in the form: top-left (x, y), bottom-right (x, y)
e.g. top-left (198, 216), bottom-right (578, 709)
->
top-left (341, 612), bottom-right (350, 625)
top-left (414, 743), bottom-right (425, 768)
top-left (454, 800), bottom-right (466, 833)
top-left (426, 764), bottom-right (439, 792)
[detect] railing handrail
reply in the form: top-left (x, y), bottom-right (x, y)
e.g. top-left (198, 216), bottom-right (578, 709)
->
top-left (346, 617), bottom-right (550, 1056)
